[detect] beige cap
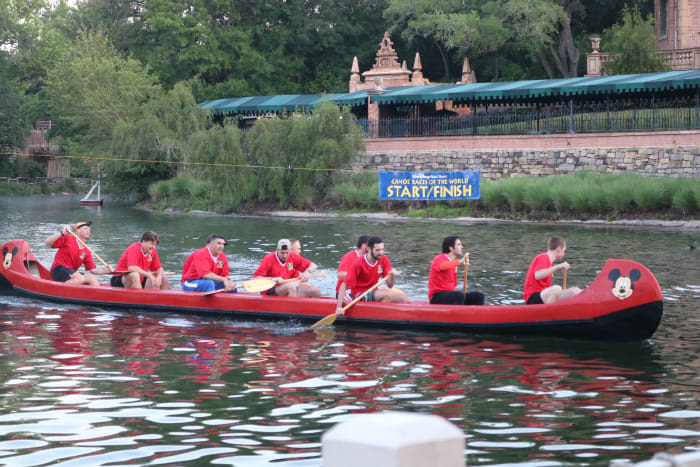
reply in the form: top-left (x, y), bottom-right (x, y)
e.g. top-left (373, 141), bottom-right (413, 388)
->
top-left (277, 239), bottom-right (291, 250)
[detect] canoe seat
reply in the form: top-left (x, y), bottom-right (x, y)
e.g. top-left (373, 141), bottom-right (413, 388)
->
top-left (25, 260), bottom-right (40, 277)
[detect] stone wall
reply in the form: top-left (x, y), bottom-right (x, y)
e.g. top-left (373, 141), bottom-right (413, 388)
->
top-left (355, 147), bottom-right (699, 179)
top-left (357, 132), bottom-right (700, 179)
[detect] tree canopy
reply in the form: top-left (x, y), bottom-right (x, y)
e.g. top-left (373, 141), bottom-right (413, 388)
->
top-left (601, 5), bottom-right (668, 75)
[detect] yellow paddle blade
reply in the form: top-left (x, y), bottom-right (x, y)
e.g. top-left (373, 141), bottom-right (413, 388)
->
top-left (311, 313), bottom-right (338, 329)
top-left (242, 278), bottom-right (277, 293)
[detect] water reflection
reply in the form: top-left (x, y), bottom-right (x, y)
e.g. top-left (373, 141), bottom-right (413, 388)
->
top-left (1, 195), bottom-right (699, 465)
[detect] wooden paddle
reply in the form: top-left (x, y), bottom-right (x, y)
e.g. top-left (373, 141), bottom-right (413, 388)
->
top-left (200, 272), bottom-right (326, 296)
top-left (67, 228), bottom-right (111, 269)
top-left (563, 268), bottom-right (567, 290)
top-left (463, 252), bottom-right (470, 292)
top-left (311, 275), bottom-right (389, 329)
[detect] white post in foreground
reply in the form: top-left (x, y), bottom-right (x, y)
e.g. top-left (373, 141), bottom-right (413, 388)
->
top-left (612, 451), bottom-right (700, 467)
top-left (322, 411), bottom-right (465, 467)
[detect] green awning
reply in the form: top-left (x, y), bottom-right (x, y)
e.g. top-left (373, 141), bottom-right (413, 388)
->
top-left (200, 93), bottom-right (347, 115)
top-left (371, 70), bottom-right (700, 105)
top-left (200, 70), bottom-right (700, 114)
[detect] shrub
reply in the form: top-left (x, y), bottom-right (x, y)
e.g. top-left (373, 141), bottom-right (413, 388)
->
top-left (632, 179), bottom-right (666, 211)
top-left (672, 186), bottom-right (696, 212)
top-left (481, 180), bottom-right (507, 211)
top-left (63, 177), bottom-right (79, 192)
top-left (149, 179), bottom-right (171, 200)
top-left (549, 179), bottom-right (572, 213)
top-left (500, 178), bottom-right (527, 212)
top-left (523, 183), bottom-right (552, 212)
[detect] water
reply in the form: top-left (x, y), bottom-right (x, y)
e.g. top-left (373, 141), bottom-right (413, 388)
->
top-left (0, 195), bottom-right (698, 466)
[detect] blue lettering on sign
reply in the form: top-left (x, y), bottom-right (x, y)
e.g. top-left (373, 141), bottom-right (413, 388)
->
top-left (379, 171), bottom-right (481, 201)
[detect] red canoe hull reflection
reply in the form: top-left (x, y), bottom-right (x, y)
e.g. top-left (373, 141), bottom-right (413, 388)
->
top-left (0, 240), bottom-right (663, 341)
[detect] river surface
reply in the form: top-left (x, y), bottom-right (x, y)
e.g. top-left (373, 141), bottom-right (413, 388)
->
top-left (0, 195), bottom-right (698, 466)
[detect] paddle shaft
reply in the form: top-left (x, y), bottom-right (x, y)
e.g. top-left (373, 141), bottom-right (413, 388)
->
top-left (563, 268), bottom-right (567, 290)
top-left (278, 271), bottom-right (325, 284)
top-left (201, 272), bottom-right (326, 296)
top-left (67, 229), bottom-right (111, 269)
top-left (311, 275), bottom-right (389, 329)
top-left (463, 252), bottom-right (469, 293)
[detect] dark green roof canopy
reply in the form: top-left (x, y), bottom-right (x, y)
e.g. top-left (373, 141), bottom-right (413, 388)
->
top-left (372, 70), bottom-right (700, 105)
top-left (199, 93), bottom-right (347, 116)
top-left (199, 70), bottom-right (700, 115)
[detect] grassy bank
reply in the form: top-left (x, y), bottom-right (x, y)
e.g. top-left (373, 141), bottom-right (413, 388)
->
top-left (145, 172), bottom-right (699, 220)
top-left (0, 178), bottom-right (84, 196)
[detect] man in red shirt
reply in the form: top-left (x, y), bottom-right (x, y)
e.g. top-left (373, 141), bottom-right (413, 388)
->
top-left (111, 231), bottom-right (170, 289)
top-left (253, 239), bottom-right (320, 297)
top-left (428, 235), bottom-right (485, 305)
top-left (336, 236), bottom-right (407, 315)
top-left (181, 234), bottom-right (237, 293)
top-left (45, 221), bottom-right (113, 286)
top-left (335, 235), bottom-right (369, 298)
top-left (523, 237), bottom-right (581, 304)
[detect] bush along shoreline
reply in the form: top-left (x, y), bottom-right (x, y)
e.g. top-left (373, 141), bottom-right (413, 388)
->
top-left (144, 172), bottom-right (700, 222)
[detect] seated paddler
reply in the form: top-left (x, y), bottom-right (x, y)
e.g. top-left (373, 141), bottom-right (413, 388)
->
top-left (253, 238), bottom-right (321, 298)
top-left (111, 230), bottom-right (170, 290)
top-left (45, 221), bottom-right (113, 286)
top-left (181, 234), bottom-right (237, 293)
top-left (428, 235), bottom-right (485, 305)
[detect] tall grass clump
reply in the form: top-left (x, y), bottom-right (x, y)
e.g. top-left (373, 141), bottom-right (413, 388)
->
top-left (523, 182), bottom-right (552, 212)
top-left (549, 176), bottom-right (573, 213)
top-left (632, 178), bottom-right (668, 211)
top-left (327, 173), bottom-right (380, 210)
top-left (605, 173), bottom-right (636, 213)
top-left (499, 177), bottom-right (527, 212)
top-left (481, 179), bottom-right (507, 211)
top-left (672, 186), bottom-right (697, 213)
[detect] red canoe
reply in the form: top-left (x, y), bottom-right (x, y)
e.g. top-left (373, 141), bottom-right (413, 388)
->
top-left (1, 240), bottom-right (663, 341)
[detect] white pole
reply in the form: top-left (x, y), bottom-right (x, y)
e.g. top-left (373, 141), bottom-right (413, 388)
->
top-left (322, 411), bottom-right (465, 467)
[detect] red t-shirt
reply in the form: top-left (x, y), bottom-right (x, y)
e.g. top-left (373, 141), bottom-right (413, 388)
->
top-left (181, 247), bottom-right (229, 283)
top-left (523, 252), bottom-right (553, 302)
top-left (115, 242), bottom-right (162, 275)
top-left (428, 254), bottom-right (462, 301)
top-left (50, 235), bottom-right (97, 271)
top-left (253, 251), bottom-right (312, 295)
top-left (344, 254), bottom-right (392, 296)
top-left (336, 249), bottom-right (362, 293)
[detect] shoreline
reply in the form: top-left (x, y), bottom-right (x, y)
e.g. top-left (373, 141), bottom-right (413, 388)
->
top-left (158, 207), bottom-right (700, 231)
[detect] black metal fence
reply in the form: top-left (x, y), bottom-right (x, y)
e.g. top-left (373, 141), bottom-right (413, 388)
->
top-left (356, 94), bottom-right (700, 137)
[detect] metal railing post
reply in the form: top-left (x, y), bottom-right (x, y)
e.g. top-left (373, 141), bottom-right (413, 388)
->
top-left (569, 98), bottom-right (575, 134)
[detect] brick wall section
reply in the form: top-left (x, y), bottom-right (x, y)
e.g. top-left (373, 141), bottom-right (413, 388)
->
top-left (358, 131), bottom-right (700, 179)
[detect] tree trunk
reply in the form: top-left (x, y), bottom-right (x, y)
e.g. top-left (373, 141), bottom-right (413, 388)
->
top-left (538, 0), bottom-right (581, 78)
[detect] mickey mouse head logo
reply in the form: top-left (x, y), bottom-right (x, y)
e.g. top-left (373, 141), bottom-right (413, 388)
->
top-left (609, 268), bottom-right (641, 300)
top-left (3, 246), bottom-right (18, 269)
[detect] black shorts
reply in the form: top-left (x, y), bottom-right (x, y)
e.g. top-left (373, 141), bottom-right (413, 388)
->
top-left (110, 275), bottom-right (146, 288)
top-left (431, 290), bottom-right (485, 306)
top-left (51, 265), bottom-right (76, 282)
top-left (267, 286), bottom-right (278, 296)
top-left (527, 292), bottom-right (544, 305)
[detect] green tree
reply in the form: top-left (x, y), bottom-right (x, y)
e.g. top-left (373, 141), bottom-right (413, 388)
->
top-left (384, 0), bottom-right (568, 80)
top-left (108, 81), bottom-right (211, 198)
top-left (601, 5), bottom-right (668, 75)
top-left (0, 77), bottom-right (28, 152)
top-left (45, 30), bottom-right (161, 156)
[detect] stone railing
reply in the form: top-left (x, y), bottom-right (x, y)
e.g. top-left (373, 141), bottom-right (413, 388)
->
top-left (585, 35), bottom-right (700, 75)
